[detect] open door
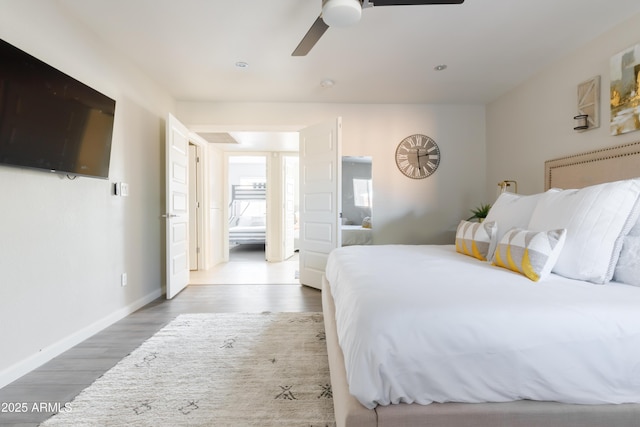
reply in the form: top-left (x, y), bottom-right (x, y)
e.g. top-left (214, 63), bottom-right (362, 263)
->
top-left (299, 118), bottom-right (342, 289)
top-left (165, 113), bottom-right (190, 299)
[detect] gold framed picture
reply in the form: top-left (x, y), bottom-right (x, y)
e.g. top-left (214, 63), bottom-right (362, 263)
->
top-left (610, 43), bottom-right (640, 136)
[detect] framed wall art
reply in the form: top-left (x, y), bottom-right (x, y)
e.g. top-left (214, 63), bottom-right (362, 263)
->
top-left (577, 75), bottom-right (600, 131)
top-left (610, 43), bottom-right (640, 135)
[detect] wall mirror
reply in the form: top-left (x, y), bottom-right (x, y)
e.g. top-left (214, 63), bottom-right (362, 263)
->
top-left (341, 156), bottom-right (373, 246)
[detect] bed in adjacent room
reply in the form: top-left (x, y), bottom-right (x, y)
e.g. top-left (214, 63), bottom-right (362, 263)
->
top-left (341, 224), bottom-right (372, 246)
top-left (228, 184), bottom-right (266, 245)
top-left (322, 141), bottom-right (640, 427)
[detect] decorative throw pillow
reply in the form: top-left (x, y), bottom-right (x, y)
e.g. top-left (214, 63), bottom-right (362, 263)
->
top-left (492, 228), bottom-right (567, 282)
top-left (628, 217), bottom-right (640, 237)
top-left (455, 220), bottom-right (497, 261)
top-left (527, 178), bottom-right (640, 284)
top-left (484, 190), bottom-right (557, 258)
top-left (613, 236), bottom-right (640, 286)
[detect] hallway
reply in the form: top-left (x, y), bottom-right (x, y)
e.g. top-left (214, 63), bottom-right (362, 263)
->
top-left (189, 244), bottom-right (299, 285)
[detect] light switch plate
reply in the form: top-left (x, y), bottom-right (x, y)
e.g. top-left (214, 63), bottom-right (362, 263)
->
top-left (114, 182), bottom-right (129, 197)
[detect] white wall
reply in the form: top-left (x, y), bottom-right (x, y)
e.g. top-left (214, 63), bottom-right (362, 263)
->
top-left (178, 102), bottom-right (487, 244)
top-left (0, 1), bottom-right (174, 386)
top-left (487, 12), bottom-right (640, 197)
top-left (207, 146), bottom-right (225, 266)
top-left (228, 158), bottom-right (267, 188)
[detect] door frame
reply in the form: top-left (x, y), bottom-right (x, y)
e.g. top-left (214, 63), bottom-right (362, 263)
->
top-left (223, 152), bottom-right (270, 262)
top-left (282, 154), bottom-right (299, 260)
top-left (188, 139), bottom-right (208, 271)
top-left (185, 126), bottom-right (306, 268)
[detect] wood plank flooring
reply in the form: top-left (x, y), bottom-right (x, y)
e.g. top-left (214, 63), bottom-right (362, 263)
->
top-left (0, 284), bottom-right (322, 426)
top-left (191, 244), bottom-right (300, 285)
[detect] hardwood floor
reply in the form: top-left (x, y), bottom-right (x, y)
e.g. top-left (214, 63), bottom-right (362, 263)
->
top-left (0, 283), bottom-right (321, 426)
top-left (190, 244), bottom-right (300, 285)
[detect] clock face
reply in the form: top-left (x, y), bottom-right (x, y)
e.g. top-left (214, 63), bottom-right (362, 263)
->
top-left (395, 134), bottom-right (441, 179)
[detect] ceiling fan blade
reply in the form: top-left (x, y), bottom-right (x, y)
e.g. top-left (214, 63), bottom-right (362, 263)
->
top-left (292, 15), bottom-right (329, 56)
top-left (368, 0), bottom-right (464, 5)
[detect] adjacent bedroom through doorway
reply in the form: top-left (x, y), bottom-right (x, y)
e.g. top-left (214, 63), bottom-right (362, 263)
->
top-left (190, 151), bottom-right (300, 285)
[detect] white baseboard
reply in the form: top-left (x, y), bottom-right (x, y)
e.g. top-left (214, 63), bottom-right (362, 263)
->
top-left (0, 289), bottom-right (163, 389)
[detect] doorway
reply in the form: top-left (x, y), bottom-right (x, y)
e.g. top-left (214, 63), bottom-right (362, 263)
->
top-left (191, 151), bottom-right (299, 284)
top-left (188, 146), bottom-right (300, 285)
top-left (227, 155), bottom-right (267, 261)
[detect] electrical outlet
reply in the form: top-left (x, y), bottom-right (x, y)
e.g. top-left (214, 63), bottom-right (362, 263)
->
top-left (121, 273), bottom-right (127, 287)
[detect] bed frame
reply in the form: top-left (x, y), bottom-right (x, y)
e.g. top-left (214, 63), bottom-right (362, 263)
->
top-left (323, 141), bottom-right (640, 427)
top-left (544, 141), bottom-right (640, 191)
top-left (228, 184), bottom-right (266, 245)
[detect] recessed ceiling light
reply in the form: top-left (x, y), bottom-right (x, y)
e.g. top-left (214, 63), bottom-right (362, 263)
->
top-left (235, 61), bottom-right (249, 69)
top-left (320, 79), bottom-right (335, 88)
top-left (434, 64), bottom-right (447, 71)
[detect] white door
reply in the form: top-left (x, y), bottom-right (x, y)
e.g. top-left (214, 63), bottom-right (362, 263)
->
top-left (283, 155), bottom-right (297, 259)
top-left (299, 118), bottom-right (342, 289)
top-left (165, 113), bottom-right (190, 299)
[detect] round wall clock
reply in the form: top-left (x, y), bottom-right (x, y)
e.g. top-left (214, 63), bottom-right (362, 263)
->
top-left (395, 134), bottom-right (441, 179)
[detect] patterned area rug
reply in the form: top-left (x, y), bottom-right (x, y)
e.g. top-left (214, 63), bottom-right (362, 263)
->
top-left (40, 313), bottom-right (335, 426)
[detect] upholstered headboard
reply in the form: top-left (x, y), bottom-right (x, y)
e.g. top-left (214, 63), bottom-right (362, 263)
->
top-left (545, 141), bottom-right (640, 190)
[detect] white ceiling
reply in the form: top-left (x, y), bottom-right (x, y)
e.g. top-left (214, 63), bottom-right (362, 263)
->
top-left (57, 0), bottom-right (640, 105)
top-left (55, 0), bottom-right (640, 148)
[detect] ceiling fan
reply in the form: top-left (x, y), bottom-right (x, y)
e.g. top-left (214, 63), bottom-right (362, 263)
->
top-left (292, 0), bottom-right (465, 56)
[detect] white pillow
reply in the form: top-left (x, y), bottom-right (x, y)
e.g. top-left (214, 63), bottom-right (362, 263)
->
top-left (492, 228), bottom-right (567, 282)
top-left (485, 191), bottom-right (556, 250)
top-left (613, 236), bottom-right (640, 286)
top-left (455, 220), bottom-right (497, 261)
top-left (628, 217), bottom-right (640, 236)
top-left (528, 178), bottom-right (640, 284)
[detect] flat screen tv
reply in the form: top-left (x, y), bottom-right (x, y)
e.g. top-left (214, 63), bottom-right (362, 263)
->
top-left (0, 38), bottom-right (116, 179)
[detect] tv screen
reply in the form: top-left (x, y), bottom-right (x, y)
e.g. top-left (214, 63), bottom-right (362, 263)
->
top-left (0, 38), bottom-right (115, 179)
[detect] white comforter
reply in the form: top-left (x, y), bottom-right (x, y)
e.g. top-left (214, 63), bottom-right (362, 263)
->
top-left (325, 244), bottom-right (640, 409)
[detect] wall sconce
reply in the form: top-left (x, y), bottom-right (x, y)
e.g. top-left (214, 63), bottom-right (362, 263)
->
top-left (574, 75), bottom-right (600, 132)
top-left (498, 180), bottom-right (518, 196)
top-left (573, 114), bottom-right (589, 131)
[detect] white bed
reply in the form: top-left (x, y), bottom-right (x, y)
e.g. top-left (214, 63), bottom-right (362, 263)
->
top-left (322, 141), bottom-right (640, 427)
top-left (341, 225), bottom-right (372, 246)
top-left (228, 184), bottom-right (266, 245)
top-left (228, 223), bottom-right (266, 245)
top-left (327, 244), bottom-right (640, 409)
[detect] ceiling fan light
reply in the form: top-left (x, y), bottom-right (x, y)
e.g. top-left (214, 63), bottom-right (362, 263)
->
top-left (322, 0), bottom-right (362, 27)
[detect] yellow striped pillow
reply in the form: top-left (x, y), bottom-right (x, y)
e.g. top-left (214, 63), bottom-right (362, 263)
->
top-left (492, 228), bottom-right (566, 282)
top-left (455, 220), bottom-right (497, 261)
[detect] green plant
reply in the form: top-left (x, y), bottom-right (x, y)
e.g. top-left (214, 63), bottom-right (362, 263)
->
top-left (467, 203), bottom-right (492, 221)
